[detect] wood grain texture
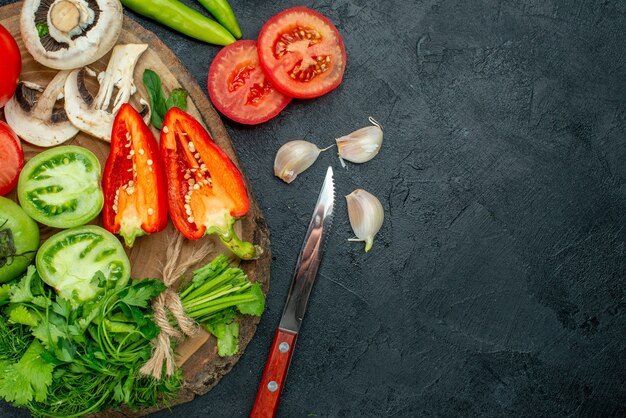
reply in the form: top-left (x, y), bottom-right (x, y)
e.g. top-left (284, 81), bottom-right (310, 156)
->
top-left (0, 2), bottom-right (270, 416)
top-left (250, 329), bottom-right (298, 418)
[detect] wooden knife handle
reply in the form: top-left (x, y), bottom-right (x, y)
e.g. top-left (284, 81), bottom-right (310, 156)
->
top-left (250, 328), bottom-right (298, 418)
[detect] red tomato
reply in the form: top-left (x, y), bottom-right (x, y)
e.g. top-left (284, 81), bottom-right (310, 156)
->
top-left (0, 24), bottom-right (21, 108)
top-left (257, 7), bottom-right (346, 99)
top-left (0, 121), bottom-right (24, 196)
top-left (208, 40), bottom-right (291, 125)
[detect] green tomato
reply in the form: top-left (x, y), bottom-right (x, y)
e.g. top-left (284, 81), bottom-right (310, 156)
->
top-left (0, 196), bottom-right (40, 282)
top-left (36, 225), bottom-right (130, 303)
top-left (18, 145), bottom-right (104, 229)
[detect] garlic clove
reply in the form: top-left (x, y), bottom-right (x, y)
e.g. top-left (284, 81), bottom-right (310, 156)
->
top-left (336, 117), bottom-right (383, 164)
top-left (346, 188), bottom-right (384, 252)
top-left (274, 140), bottom-right (324, 183)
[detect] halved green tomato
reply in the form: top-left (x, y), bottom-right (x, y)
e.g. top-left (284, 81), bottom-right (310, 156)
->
top-left (18, 146), bottom-right (104, 228)
top-left (36, 225), bottom-right (130, 303)
top-left (0, 196), bottom-right (39, 282)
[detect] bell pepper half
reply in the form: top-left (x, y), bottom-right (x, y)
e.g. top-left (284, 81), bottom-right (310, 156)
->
top-left (102, 104), bottom-right (168, 247)
top-left (160, 107), bottom-right (260, 260)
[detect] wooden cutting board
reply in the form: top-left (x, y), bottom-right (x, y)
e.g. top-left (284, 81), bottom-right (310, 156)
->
top-left (0, 2), bottom-right (270, 416)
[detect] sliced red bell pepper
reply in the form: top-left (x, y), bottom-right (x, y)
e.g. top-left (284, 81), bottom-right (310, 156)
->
top-left (160, 107), bottom-right (260, 260)
top-left (102, 103), bottom-right (168, 247)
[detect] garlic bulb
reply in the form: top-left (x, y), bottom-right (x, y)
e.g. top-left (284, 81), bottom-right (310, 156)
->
top-left (336, 117), bottom-right (383, 166)
top-left (346, 189), bottom-right (384, 252)
top-left (274, 140), bottom-right (332, 183)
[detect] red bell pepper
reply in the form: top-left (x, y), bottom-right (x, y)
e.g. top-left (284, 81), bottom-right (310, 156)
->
top-left (102, 104), bottom-right (168, 247)
top-left (160, 107), bottom-right (260, 260)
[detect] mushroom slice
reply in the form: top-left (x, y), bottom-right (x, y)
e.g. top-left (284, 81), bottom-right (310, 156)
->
top-left (64, 43), bottom-right (151, 142)
top-left (4, 71), bottom-right (79, 147)
top-left (21, 0), bottom-right (123, 70)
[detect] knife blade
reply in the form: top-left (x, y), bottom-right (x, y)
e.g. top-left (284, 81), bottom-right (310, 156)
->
top-left (250, 166), bottom-right (335, 418)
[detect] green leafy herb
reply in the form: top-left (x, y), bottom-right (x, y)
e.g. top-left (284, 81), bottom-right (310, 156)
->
top-left (0, 254), bottom-right (263, 415)
top-left (143, 69), bottom-right (188, 129)
top-left (0, 283), bottom-right (11, 306)
top-left (120, 279), bottom-right (166, 308)
top-left (204, 321), bottom-right (239, 356)
top-left (180, 255), bottom-right (265, 356)
top-left (0, 268), bottom-right (181, 416)
top-left (51, 297), bottom-right (72, 319)
top-left (32, 321), bottom-right (65, 349)
top-left (0, 340), bottom-right (54, 405)
top-left (36, 22), bottom-right (49, 38)
top-left (166, 88), bottom-right (189, 110)
top-left (236, 282), bottom-right (265, 316)
top-left (9, 305), bottom-right (40, 327)
top-left (0, 317), bottom-right (33, 363)
top-left (9, 265), bottom-right (38, 303)
top-left (143, 69), bottom-right (167, 129)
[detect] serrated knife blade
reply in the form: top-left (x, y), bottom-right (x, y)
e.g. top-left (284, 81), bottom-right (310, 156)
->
top-left (250, 167), bottom-right (335, 418)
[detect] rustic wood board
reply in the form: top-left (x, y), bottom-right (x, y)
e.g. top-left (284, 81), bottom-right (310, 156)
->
top-left (0, 2), bottom-right (270, 416)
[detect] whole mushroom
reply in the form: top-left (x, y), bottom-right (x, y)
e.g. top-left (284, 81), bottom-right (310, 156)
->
top-left (20, 0), bottom-right (123, 70)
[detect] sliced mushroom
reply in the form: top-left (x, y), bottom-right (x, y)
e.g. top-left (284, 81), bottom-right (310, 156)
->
top-left (21, 0), bottom-right (123, 70)
top-left (4, 71), bottom-right (79, 147)
top-left (64, 43), bottom-right (150, 141)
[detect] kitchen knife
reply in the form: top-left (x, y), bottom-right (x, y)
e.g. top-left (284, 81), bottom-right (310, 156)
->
top-left (250, 166), bottom-right (335, 418)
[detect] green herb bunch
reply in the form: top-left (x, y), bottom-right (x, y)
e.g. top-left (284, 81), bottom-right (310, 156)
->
top-left (0, 254), bottom-right (265, 417)
top-left (180, 254), bottom-right (265, 356)
top-left (0, 266), bottom-right (181, 417)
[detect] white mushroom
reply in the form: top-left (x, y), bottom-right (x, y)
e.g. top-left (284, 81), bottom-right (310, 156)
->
top-left (64, 43), bottom-right (151, 142)
top-left (4, 71), bottom-right (79, 147)
top-left (21, 0), bottom-right (123, 70)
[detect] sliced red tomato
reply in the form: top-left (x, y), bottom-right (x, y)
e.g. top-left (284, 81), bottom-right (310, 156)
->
top-left (102, 104), bottom-right (168, 247)
top-left (0, 24), bottom-right (21, 108)
top-left (0, 121), bottom-right (24, 196)
top-left (257, 7), bottom-right (346, 99)
top-left (208, 40), bottom-right (291, 125)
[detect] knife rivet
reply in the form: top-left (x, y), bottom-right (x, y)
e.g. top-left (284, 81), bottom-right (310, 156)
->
top-left (268, 381), bottom-right (279, 392)
top-left (279, 342), bottom-right (290, 353)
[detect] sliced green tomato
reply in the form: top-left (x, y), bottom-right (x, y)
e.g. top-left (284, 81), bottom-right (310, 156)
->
top-left (36, 225), bottom-right (130, 303)
top-left (17, 146), bottom-right (104, 228)
top-left (0, 196), bottom-right (39, 282)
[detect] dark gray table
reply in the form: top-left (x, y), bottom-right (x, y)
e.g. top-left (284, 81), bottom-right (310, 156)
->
top-left (2, 0), bottom-right (626, 417)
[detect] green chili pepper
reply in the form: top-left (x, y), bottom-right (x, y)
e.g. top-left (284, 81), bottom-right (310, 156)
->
top-left (197, 0), bottom-right (242, 39)
top-left (121, 0), bottom-right (235, 46)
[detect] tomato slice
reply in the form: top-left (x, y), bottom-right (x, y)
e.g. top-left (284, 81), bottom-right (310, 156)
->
top-left (17, 146), bottom-right (104, 229)
top-left (0, 196), bottom-right (39, 282)
top-left (36, 225), bottom-right (131, 304)
top-left (102, 104), bottom-right (168, 247)
top-left (0, 121), bottom-right (24, 196)
top-left (208, 40), bottom-right (291, 125)
top-left (257, 7), bottom-right (346, 99)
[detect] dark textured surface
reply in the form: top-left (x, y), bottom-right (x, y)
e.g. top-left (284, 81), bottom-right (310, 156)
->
top-left (2, 0), bottom-right (626, 417)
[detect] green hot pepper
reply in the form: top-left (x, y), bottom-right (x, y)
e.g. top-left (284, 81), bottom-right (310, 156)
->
top-left (197, 0), bottom-right (242, 39)
top-left (121, 0), bottom-right (235, 46)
